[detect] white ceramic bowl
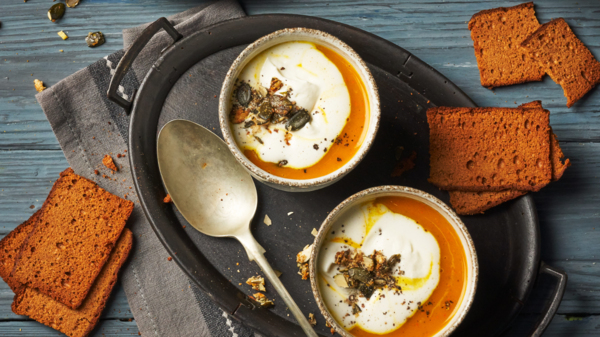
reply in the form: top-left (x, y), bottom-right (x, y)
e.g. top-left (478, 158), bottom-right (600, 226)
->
top-left (218, 28), bottom-right (380, 192)
top-left (309, 185), bottom-right (478, 337)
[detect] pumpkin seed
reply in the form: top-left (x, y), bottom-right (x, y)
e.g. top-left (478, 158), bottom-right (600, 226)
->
top-left (285, 108), bottom-right (311, 131)
top-left (352, 303), bottom-right (362, 315)
top-left (256, 100), bottom-right (272, 124)
top-left (374, 278), bottom-right (387, 286)
top-left (358, 284), bottom-right (375, 300)
top-left (236, 83), bottom-right (252, 107)
top-left (66, 0), bottom-right (80, 8)
top-left (349, 268), bottom-right (371, 283)
top-left (85, 31), bottom-right (105, 48)
top-left (387, 254), bottom-right (401, 267)
top-left (48, 3), bottom-right (66, 22)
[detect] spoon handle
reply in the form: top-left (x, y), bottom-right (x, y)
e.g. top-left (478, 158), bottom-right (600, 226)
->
top-left (237, 231), bottom-right (318, 337)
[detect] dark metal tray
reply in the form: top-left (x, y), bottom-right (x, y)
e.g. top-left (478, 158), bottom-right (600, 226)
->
top-left (112, 14), bottom-right (567, 337)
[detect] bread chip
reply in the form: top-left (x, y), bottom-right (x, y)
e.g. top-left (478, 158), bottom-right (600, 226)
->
top-left (12, 229), bottom-right (133, 337)
top-left (521, 18), bottom-right (600, 107)
top-left (448, 101), bottom-right (570, 215)
top-left (102, 155), bottom-right (118, 171)
top-left (11, 168), bottom-right (134, 309)
top-left (0, 211), bottom-right (40, 292)
top-left (427, 106), bottom-right (551, 192)
top-left (468, 2), bottom-right (544, 88)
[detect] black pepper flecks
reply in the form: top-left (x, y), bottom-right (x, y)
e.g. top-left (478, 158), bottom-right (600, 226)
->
top-left (313, 144), bottom-right (319, 150)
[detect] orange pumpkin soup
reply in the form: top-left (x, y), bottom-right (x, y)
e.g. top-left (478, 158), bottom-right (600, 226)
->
top-left (349, 197), bottom-right (467, 337)
top-left (318, 195), bottom-right (468, 336)
top-left (242, 44), bottom-right (369, 180)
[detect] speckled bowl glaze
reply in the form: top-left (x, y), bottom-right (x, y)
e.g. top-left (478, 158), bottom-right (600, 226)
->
top-left (218, 28), bottom-right (380, 192)
top-left (309, 186), bottom-right (478, 337)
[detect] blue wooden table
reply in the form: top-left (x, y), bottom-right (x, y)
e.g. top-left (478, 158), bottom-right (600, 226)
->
top-left (1, 0), bottom-right (599, 335)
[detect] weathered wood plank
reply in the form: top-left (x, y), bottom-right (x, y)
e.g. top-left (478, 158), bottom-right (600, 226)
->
top-left (1, 0), bottom-right (599, 149)
top-left (0, 319), bottom-right (139, 337)
top-left (0, 150), bottom-right (67, 228)
top-left (508, 314), bottom-right (600, 336)
top-left (0, 314), bottom-right (596, 337)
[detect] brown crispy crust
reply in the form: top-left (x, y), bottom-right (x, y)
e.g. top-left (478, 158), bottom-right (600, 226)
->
top-left (468, 2), bottom-right (534, 30)
top-left (521, 18), bottom-right (600, 107)
top-left (427, 106), bottom-right (551, 192)
top-left (550, 130), bottom-right (571, 181)
top-left (519, 101), bottom-right (570, 181)
top-left (12, 229), bottom-right (133, 337)
top-left (0, 211), bottom-right (40, 292)
top-left (449, 190), bottom-right (527, 215)
top-left (468, 2), bottom-right (544, 88)
top-left (448, 101), bottom-right (570, 215)
top-left (11, 168), bottom-right (134, 309)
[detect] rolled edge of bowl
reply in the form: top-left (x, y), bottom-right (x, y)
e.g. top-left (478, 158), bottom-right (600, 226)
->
top-left (218, 27), bottom-right (381, 191)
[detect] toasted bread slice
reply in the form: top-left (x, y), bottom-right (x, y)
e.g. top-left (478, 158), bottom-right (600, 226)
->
top-left (428, 106), bottom-right (551, 192)
top-left (11, 168), bottom-right (134, 309)
top-left (521, 18), bottom-right (600, 107)
top-left (12, 229), bottom-right (133, 337)
top-left (468, 2), bottom-right (545, 88)
top-left (0, 211), bottom-right (40, 292)
top-left (449, 101), bottom-right (570, 215)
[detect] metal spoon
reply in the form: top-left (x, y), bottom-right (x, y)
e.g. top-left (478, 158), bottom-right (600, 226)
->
top-left (157, 120), bottom-right (317, 337)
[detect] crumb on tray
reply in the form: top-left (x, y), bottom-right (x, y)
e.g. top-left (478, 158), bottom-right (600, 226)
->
top-left (297, 244), bottom-right (313, 280)
top-left (102, 154), bottom-right (118, 172)
top-left (252, 293), bottom-right (274, 308)
top-left (245, 275), bottom-right (266, 292)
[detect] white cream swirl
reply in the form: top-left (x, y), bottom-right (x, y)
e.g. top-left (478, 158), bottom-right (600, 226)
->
top-left (231, 41), bottom-right (351, 169)
top-left (317, 201), bottom-right (441, 334)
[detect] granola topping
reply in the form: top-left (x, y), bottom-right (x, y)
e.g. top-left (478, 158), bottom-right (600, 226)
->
top-left (317, 199), bottom-right (442, 334)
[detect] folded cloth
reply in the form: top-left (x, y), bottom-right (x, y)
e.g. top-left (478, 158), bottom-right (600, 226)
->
top-left (35, 1), bottom-right (256, 336)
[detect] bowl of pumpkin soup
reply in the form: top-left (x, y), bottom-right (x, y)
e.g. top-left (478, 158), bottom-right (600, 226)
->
top-left (310, 186), bottom-right (478, 337)
top-left (219, 28), bottom-right (380, 192)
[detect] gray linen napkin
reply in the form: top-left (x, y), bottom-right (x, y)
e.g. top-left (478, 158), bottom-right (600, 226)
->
top-left (35, 1), bottom-right (257, 336)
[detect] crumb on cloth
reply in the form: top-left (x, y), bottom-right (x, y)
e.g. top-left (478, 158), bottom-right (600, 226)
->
top-left (102, 154), bottom-right (118, 172)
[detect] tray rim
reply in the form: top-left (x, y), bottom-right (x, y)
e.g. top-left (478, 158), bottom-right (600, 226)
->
top-left (127, 14), bottom-right (541, 337)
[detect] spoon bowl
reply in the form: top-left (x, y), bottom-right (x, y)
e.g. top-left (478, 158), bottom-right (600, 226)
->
top-left (157, 119), bottom-right (257, 237)
top-left (157, 120), bottom-right (317, 337)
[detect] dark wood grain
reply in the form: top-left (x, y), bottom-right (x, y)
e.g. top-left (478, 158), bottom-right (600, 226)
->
top-left (1, 0), bottom-right (598, 335)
